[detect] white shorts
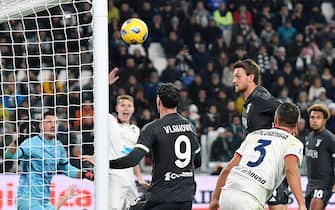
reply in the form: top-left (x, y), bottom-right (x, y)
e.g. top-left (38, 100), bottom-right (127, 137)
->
top-left (109, 174), bottom-right (138, 210)
top-left (219, 188), bottom-right (264, 210)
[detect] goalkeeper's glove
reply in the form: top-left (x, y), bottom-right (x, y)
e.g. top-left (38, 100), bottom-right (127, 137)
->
top-left (82, 169), bottom-right (94, 181)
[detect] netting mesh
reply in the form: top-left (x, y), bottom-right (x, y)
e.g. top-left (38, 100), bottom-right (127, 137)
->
top-left (0, 0), bottom-right (95, 209)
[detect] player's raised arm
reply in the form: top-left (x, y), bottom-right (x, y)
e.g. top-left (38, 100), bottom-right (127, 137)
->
top-left (109, 67), bottom-right (119, 85)
top-left (109, 147), bottom-right (147, 169)
top-left (4, 141), bottom-right (22, 159)
top-left (285, 155), bottom-right (306, 210)
top-left (209, 153), bottom-right (241, 210)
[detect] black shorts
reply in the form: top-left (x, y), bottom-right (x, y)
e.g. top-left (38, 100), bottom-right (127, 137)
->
top-left (305, 185), bottom-right (332, 208)
top-left (267, 179), bottom-right (289, 205)
top-left (129, 196), bottom-right (192, 210)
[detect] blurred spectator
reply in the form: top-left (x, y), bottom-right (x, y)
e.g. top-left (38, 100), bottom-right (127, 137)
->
top-left (296, 47), bottom-right (313, 74)
top-left (176, 46), bottom-right (193, 75)
top-left (225, 115), bottom-right (243, 150)
top-left (124, 75), bottom-right (142, 97)
top-left (160, 57), bottom-right (182, 83)
top-left (297, 91), bottom-right (310, 120)
top-left (206, 0), bottom-right (225, 12)
top-left (119, 2), bottom-right (134, 24)
top-left (233, 4), bottom-right (252, 26)
top-left (130, 48), bottom-right (147, 68)
top-left (309, 4), bottom-right (327, 29)
top-left (201, 103), bottom-right (221, 133)
top-left (278, 87), bottom-right (293, 103)
top-left (209, 35), bottom-right (227, 57)
top-left (192, 43), bottom-right (213, 73)
top-left (162, 31), bottom-right (184, 57)
top-left (273, 5), bottom-right (290, 29)
top-left (256, 45), bottom-right (274, 73)
top-left (70, 145), bottom-right (82, 169)
top-left (187, 104), bottom-right (201, 131)
top-left (137, 108), bottom-right (153, 128)
top-left (232, 16), bottom-right (252, 41)
top-left (188, 74), bottom-right (207, 102)
top-left (194, 89), bottom-right (211, 114)
top-left (178, 88), bottom-right (192, 113)
top-left (291, 2), bottom-right (308, 33)
top-left (74, 100), bottom-right (94, 130)
top-left (205, 17), bottom-right (223, 48)
top-left (182, 68), bottom-right (196, 88)
top-left (160, 1), bottom-right (176, 25)
top-left (213, 2), bottom-right (233, 46)
top-left (320, 40), bottom-right (335, 69)
top-left (260, 22), bottom-right (276, 44)
top-left (138, 61), bottom-right (158, 83)
top-left (149, 14), bottom-right (166, 43)
top-left (308, 77), bottom-right (326, 101)
top-left (119, 57), bottom-right (141, 83)
top-left (144, 71), bottom-right (160, 105)
top-left (181, 16), bottom-right (202, 48)
top-left (209, 127), bottom-right (234, 169)
top-left (287, 33), bottom-right (305, 63)
top-left (254, 4), bottom-right (273, 33)
top-left (193, 1), bottom-right (210, 27)
top-left (314, 90), bottom-right (333, 108)
top-left (138, 1), bottom-right (155, 23)
top-left (220, 100), bottom-right (238, 127)
top-left (200, 60), bottom-right (219, 86)
top-left (271, 75), bottom-right (286, 97)
top-left (306, 40), bottom-right (321, 62)
top-left (277, 20), bottom-right (297, 46)
top-left (108, 0), bottom-right (120, 23)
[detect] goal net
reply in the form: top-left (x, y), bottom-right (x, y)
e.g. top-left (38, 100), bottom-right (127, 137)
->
top-left (0, 0), bottom-right (95, 209)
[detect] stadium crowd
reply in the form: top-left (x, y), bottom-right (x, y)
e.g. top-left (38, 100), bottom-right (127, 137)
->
top-left (1, 0), bottom-right (335, 174)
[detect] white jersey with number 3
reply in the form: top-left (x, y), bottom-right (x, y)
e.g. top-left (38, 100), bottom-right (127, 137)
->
top-left (223, 128), bottom-right (303, 205)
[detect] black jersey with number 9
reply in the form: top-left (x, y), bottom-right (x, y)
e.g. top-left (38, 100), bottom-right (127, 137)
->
top-left (135, 113), bottom-right (201, 202)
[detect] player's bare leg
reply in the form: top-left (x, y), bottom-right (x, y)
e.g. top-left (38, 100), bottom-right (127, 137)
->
top-left (268, 204), bottom-right (288, 210)
top-left (309, 198), bottom-right (325, 210)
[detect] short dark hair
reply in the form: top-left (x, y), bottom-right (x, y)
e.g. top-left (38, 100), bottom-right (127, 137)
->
top-left (233, 59), bottom-right (260, 85)
top-left (308, 104), bottom-right (330, 120)
top-left (275, 102), bottom-right (300, 127)
top-left (43, 110), bottom-right (56, 119)
top-left (157, 83), bottom-right (180, 108)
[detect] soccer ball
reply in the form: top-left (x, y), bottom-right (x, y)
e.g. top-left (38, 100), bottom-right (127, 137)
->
top-left (120, 18), bottom-right (148, 45)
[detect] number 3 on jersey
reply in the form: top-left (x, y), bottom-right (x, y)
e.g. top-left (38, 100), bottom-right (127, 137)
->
top-left (247, 139), bottom-right (271, 167)
top-left (174, 135), bottom-right (191, 168)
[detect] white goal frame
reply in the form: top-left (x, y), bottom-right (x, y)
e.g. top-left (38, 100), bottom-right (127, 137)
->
top-left (92, 0), bottom-right (109, 210)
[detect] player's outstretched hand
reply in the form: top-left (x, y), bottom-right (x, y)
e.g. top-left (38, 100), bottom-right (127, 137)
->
top-left (208, 200), bottom-right (219, 210)
top-left (82, 155), bottom-right (95, 165)
top-left (109, 67), bottom-right (119, 85)
top-left (138, 179), bottom-right (150, 190)
top-left (63, 184), bottom-right (78, 198)
top-left (82, 169), bottom-right (94, 181)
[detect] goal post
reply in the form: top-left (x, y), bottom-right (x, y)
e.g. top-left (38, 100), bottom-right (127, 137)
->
top-left (0, 0), bottom-right (109, 209)
top-left (92, 0), bottom-right (109, 210)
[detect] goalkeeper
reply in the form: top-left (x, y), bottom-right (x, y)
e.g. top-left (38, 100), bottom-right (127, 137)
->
top-left (5, 110), bottom-right (94, 210)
